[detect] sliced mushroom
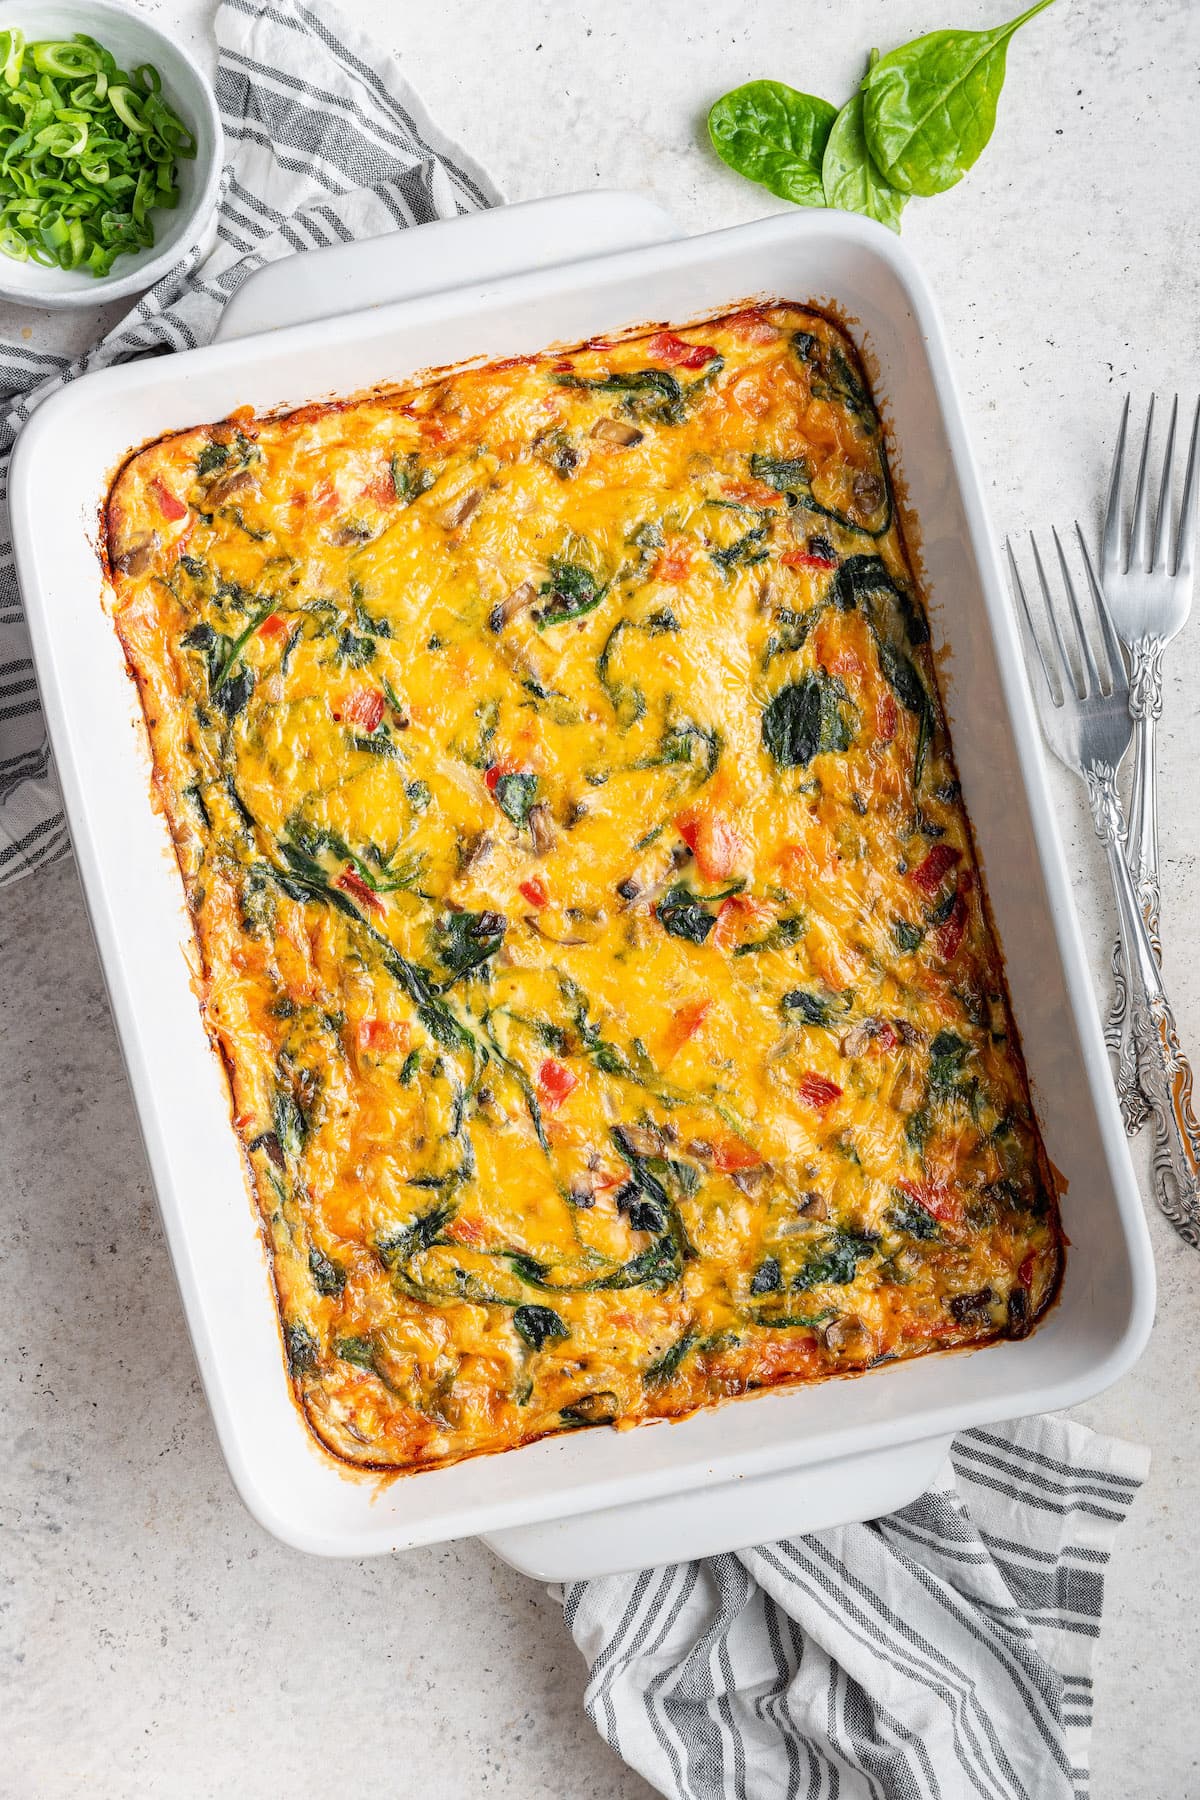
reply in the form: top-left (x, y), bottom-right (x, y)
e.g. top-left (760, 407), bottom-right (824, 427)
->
top-left (524, 916), bottom-right (593, 948)
top-left (853, 470), bottom-right (885, 510)
top-left (489, 580), bottom-right (538, 633)
top-left (840, 1024), bottom-right (872, 1057)
top-left (459, 831), bottom-right (494, 876)
top-left (440, 486), bottom-right (483, 531)
top-left (565, 800), bottom-right (589, 828)
top-left (113, 536), bottom-right (158, 577)
top-left (562, 1390), bottom-right (619, 1425)
top-left (614, 1124), bottom-right (668, 1158)
top-left (822, 1314), bottom-right (875, 1358)
top-left (527, 803), bottom-right (556, 856)
top-left (590, 417), bottom-right (644, 448)
top-left (732, 1165), bottom-right (768, 1196)
top-left (206, 467), bottom-right (258, 507)
top-left (893, 1019), bottom-right (926, 1048)
top-left (891, 1063), bottom-right (924, 1114)
top-left (568, 1175), bottom-right (597, 1209)
top-left (793, 1189), bottom-right (829, 1220)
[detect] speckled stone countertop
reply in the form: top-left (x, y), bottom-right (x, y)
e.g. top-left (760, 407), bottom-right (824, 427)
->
top-left (2, 2), bottom-right (1198, 1795)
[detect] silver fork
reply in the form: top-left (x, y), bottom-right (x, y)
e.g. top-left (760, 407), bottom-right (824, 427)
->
top-left (1100, 396), bottom-right (1199, 1133)
top-left (1007, 526), bottom-right (1200, 1249)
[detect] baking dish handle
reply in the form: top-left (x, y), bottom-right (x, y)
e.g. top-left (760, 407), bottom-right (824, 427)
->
top-left (481, 1434), bottom-right (954, 1582)
top-left (212, 189), bottom-right (682, 344)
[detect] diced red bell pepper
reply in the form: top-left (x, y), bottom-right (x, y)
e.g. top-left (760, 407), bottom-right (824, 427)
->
top-left (721, 477), bottom-right (783, 508)
top-left (310, 476), bottom-right (339, 514)
top-left (537, 1058), bottom-right (579, 1110)
top-left (876, 690), bottom-right (898, 744)
top-left (485, 758), bottom-right (524, 792)
top-left (258, 612), bottom-right (288, 642)
top-left (797, 1072), bottom-right (843, 1111)
top-left (675, 808), bottom-right (744, 883)
top-left (721, 309), bottom-right (779, 344)
top-left (711, 893), bottom-right (771, 953)
top-left (935, 892), bottom-right (968, 961)
top-left (336, 869), bottom-right (384, 915)
top-left (873, 1021), bottom-right (899, 1054)
top-left (357, 1018), bottom-right (410, 1054)
top-left (661, 997), bottom-right (712, 1063)
top-left (150, 477), bottom-right (187, 522)
top-left (711, 1136), bottom-right (762, 1174)
top-left (781, 549), bottom-right (838, 570)
top-left (518, 876), bottom-right (548, 908)
top-left (361, 473), bottom-right (397, 508)
top-left (909, 844), bottom-right (961, 894)
top-left (653, 542), bottom-right (693, 582)
top-left (1018, 1251), bottom-right (1036, 1288)
top-left (342, 687), bottom-right (385, 734)
top-left (897, 1177), bottom-right (961, 1223)
top-left (646, 330), bottom-right (719, 369)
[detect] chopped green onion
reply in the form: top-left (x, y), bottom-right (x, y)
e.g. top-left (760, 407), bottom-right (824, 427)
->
top-left (0, 33), bottom-right (196, 278)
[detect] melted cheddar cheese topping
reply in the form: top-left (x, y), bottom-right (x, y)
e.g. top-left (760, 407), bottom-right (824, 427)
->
top-left (108, 304), bottom-right (1062, 1470)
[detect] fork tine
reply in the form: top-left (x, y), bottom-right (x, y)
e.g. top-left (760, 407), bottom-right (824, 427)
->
top-left (1174, 395), bottom-right (1200, 580)
top-left (1151, 395), bottom-right (1178, 572)
top-left (1075, 521), bottom-right (1128, 700)
top-left (1006, 537), bottom-right (1061, 707)
top-left (1052, 526), bottom-right (1103, 698)
top-left (1031, 530), bottom-right (1080, 699)
top-left (1128, 395), bottom-right (1156, 573)
top-left (1101, 393), bottom-right (1130, 580)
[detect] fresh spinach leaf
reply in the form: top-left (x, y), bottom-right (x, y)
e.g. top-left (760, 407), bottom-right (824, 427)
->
top-left (876, 638), bottom-right (935, 784)
top-left (887, 1197), bottom-right (942, 1240)
top-left (793, 1231), bottom-right (877, 1291)
top-left (334, 1335), bottom-right (377, 1370)
top-left (513, 1304), bottom-right (569, 1350)
top-left (286, 1322), bottom-right (319, 1375)
top-left (657, 881), bottom-right (717, 944)
top-left (733, 914), bottom-right (806, 957)
top-left (376, 1202), bottom-right (455, 1270)
top-left (781, 988), bottom-right (832, 1026)
top-left (749, 1257), bottom-right (783, 1295)
top-left (862, 0), bottom-right (1055, 197)
top-left (537, 558), bottom-right (607, 627)
top-left (555, 367), bottom-right (689, 425)
top-left (644, 1332), bottom-right (698, 1386)
top-left (711, 524), bottom-right (771, 573)
top-left (830, 553), bottom-right (897, 611)
top-left (822, 85), bottom-right (908, 232)
top-left (708, 80), bottom-right (838, 207)
top-left (893, 918), bottom-right (926, 954)
top-left (928, 1029), bottom-right (971, 1095)
top-left (434, 909), bottom-right (506, 983)
top-left (762, 673), bottom-right (855, 768)
top-left (492, 771), bottom-right (539, 826)
top-left (308, 1245), bottom-right (345, 1298)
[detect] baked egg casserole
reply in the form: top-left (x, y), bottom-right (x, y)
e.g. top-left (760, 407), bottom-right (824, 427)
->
top-left (106, 303), bottom-right (1062, 1470)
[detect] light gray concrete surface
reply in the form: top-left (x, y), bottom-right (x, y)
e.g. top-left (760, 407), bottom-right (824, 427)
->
top-left (2, 2), bottom-right (1198, 1795)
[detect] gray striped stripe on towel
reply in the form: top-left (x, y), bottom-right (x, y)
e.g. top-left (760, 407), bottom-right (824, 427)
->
top-left (557, 1414), bottom-right (1148, 1800)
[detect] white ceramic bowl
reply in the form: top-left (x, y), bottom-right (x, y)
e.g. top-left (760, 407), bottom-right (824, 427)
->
top-left (0, 0), bottom-right (222, 309)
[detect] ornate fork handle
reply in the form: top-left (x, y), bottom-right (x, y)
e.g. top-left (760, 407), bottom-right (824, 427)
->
top-left (1088, 762), bottom-right (1200, 1246)
top-left (1105, 634), bottom-right (1166, 1133)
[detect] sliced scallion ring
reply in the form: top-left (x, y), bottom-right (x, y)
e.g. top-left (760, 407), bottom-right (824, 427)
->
top-left (0, 32), bottom-right (196, 278)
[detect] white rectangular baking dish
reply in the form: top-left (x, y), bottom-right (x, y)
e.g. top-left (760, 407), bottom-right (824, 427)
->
top-left (10, 193), bottom-right (1155, 1577)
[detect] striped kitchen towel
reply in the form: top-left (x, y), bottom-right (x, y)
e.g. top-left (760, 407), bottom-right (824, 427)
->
top-left (0, 0), bottom-right (498, 885)
top-left (559, 1414), bottom-right (1149, 1800)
